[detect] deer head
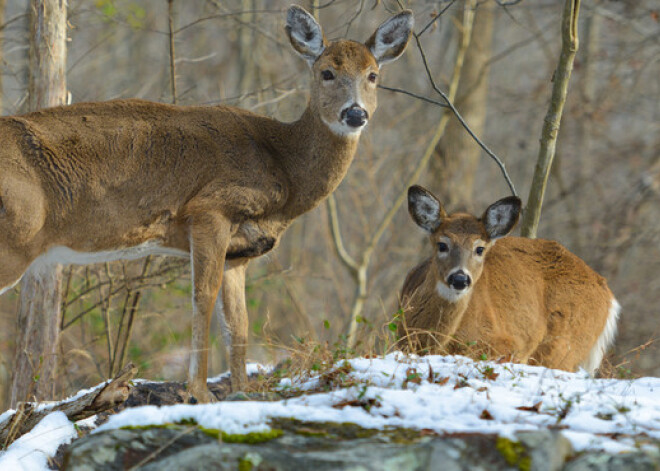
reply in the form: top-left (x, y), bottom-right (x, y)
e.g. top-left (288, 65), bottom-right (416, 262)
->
top-left (286, 6), bottom-right (413, 137)
top-left (407, 185), bottom-right (522, 302)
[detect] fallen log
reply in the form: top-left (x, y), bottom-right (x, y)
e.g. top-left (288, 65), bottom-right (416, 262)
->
top-left (1, 362), bottom-right (137, 448)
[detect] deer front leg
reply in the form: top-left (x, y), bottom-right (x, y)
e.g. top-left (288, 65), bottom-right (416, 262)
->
top-left (188, 212), bottom-right (231, 403)
top-left (216, 260), bottom-right (249, 392)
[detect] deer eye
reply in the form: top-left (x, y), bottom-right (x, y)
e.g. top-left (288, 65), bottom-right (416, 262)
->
top-left (321, 70), bottom-right (335, 81)
top-left (475, 246), bottom-right (485, 256)
top-left (437, 242), bottom-right (449, 253)
top-left (367, 72), bottom-right (378, 83)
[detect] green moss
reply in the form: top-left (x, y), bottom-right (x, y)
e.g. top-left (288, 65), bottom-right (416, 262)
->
top-left (496, 437), bottom-right (531, 471)
top-left (175, 417), bottom-right (199, 426)
top-left (221, 429), bottom-right (283, 444)
top-left (271, 418), bottom-right (379, 440)
top-left (199, 427), bottom-right (221, 439)
top-left (270, 418), bottom-right (431, 444)
top-left (120, 422), bottom-right (282, 444)
top-left (119, 424), bottom-right (180, 431)
top-left (238, 457), bottom-right (253, 471)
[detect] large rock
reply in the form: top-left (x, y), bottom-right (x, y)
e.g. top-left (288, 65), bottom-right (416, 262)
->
top-left (61, 420), bottom-right (588, 471)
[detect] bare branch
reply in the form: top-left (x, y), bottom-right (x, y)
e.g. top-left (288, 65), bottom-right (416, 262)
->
top-left (341, 1), bottom-right (478, 348)
top-left (377, 84), bottom-right (449, 108)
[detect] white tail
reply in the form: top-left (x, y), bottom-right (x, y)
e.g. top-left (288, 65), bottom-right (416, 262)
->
top-left (0, 5), bottom-right (413, 402)
top-left (399, 185), bottom-right (618, 375)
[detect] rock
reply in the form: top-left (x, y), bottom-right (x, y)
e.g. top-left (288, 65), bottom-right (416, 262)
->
top-left (60, 421), bottom-right (660, 471)
top-left (517, 430), bottom-right (573, 471)
top-left (563, 448), bottom-right (660, 471)
top-left (62, 425), bottom-right (511, 471)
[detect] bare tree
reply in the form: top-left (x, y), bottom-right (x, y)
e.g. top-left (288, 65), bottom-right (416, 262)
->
top-left (11, 0), bottom-right (67, 407)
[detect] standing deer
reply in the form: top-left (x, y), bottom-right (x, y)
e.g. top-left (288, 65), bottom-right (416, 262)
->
top-left (398, 185), bottom-right (619, 374)
top-left (0, 6), bottom-right (413, 402)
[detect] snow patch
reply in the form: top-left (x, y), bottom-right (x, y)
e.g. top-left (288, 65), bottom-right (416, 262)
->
top-left (0, 412), bottom-right (76, 471)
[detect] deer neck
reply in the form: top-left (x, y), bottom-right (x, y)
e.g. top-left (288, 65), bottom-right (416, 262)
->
top-left (280, 106), bottom-right (359, 219)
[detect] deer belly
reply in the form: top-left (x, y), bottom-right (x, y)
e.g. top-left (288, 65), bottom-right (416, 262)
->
top-left (33, 242), bottom-right (188, 267)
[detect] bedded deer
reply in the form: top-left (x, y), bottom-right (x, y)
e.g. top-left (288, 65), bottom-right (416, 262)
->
top-left (398, 185), bottom-right (619, 374)
top-left (0, 6), bottom-right (413, 402)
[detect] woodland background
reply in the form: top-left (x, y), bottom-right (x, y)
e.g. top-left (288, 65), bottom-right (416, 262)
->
top-left (0, 0), bottom-right (658, 410)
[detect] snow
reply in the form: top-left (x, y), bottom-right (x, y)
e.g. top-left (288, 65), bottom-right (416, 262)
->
top-left (0, 412), bottom-right (77, 471)
top-left (1, 353), bottom-right (659, 470)
top-left (97, 353), bottom-right (660, 453)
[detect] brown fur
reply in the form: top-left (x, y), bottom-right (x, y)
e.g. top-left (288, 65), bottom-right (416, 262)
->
top-left (0, 6), bottom-right (413, 402)
top-left (399, 187), bottom-right (617, 373)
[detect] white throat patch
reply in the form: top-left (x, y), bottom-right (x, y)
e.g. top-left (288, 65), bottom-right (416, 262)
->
top-left (436, 281), bottom-right (469, 303)
top-left (323, 117), bottom-right (363, 138)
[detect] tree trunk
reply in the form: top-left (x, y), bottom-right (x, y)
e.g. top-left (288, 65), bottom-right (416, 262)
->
top-left (520, 0), bottom-right (581, 238)
top-left (11, 0), bottom-right (67, 407)
top-left (0, 0), bottom-right (7, 114)
top-left (428, 1), bottom-right (495, 210)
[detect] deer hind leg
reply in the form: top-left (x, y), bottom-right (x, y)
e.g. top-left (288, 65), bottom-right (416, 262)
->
top-left (216, 260), bottom-right (249, 392)
top-left (187, 212), bottom-right (231, 403)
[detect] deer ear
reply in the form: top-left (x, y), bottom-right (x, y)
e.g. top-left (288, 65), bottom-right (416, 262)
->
top-left (365, 10), bottom-right (414, 66)
top-left (408, 185), bottom-right (444, 233)
top-left (483, 196), bottom-right (521, 240)
top-left (286, 5), bottom-right (327, 66)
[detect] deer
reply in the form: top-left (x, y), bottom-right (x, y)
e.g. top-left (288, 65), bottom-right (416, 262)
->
top-left (0, 5), bottom-right (413, 402)
top-left (398, 185), bottom-right (620, 375)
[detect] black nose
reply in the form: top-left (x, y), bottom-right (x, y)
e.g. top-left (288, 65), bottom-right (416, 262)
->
top-left (447, 271), bottom-right (471, 291)
top-left (342, 106), bottom-right (368, 128)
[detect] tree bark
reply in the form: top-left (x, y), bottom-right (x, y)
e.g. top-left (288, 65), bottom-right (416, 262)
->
top-left (428, 0), bottom-right (496, 210)
top-left (11, 0), bottom-right (67, 407)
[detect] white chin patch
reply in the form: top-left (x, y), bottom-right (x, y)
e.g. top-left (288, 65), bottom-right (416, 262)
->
top-left (436, 281), bottom-right (469, 303)
top-left (323, 118), bottom-right (364, 138)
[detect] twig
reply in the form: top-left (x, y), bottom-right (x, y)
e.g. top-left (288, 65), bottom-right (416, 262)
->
top-left (412, 32), bottom-right (518, 197)
top-left (417, 0), bottom-right (457, 37)
top-left (377, 84), bottom-right (449, 108)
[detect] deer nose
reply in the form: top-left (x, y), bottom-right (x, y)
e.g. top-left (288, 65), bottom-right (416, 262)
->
top-left (342, 105), bottom-right (368, 128)
top-left (447, 271), bottom-right (471, 291)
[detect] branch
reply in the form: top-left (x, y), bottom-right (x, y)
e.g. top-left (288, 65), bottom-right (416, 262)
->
top-left (326, 194), bottom-right (359, 275)
top-left (417, 0), bottom-right (457, 37)
top-left (377, 84), bottom-right (448, 108)
top-left (340, 1), bottom-right (478, 348)
top-left (413, 32), bottom-right (518, 197)
top-left (1, 363), bottom-right (137, 447)
top-left (520, 0), bottom-right (581, 238)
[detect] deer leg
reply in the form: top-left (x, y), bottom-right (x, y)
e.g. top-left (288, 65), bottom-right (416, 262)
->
top-left (217, 260), bottom-right (249, 392)
top-left (187, 212), bottom-right (231, 403)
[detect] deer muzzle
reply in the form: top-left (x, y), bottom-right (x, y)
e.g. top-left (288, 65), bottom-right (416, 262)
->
top-left (342, 105), bottom-right (368, 128)
top-left (447, 270), bottom-right (471, 291)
